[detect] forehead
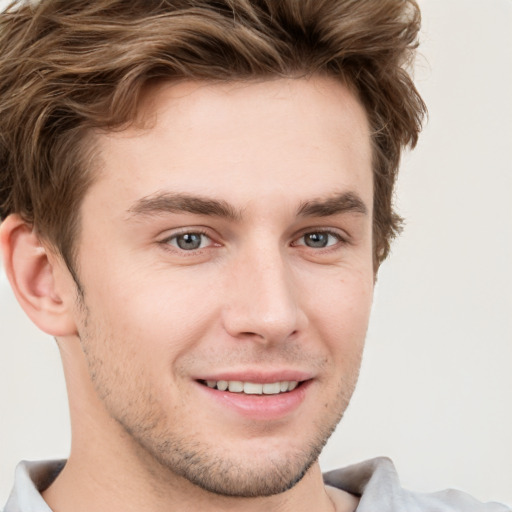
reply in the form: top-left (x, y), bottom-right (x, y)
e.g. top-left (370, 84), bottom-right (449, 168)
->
top-left (87, 76), bottom-right (372, 215)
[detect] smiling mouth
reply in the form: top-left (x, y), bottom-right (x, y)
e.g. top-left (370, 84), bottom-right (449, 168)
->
top-left (198, 379), bottom-right (301, 395)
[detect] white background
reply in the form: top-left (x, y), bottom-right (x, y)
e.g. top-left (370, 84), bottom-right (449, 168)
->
top-left (1, 0), bottom-right (511, 506)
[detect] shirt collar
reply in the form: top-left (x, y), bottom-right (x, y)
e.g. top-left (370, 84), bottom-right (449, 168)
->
top-left (3, 460), bottom-right (65, 512)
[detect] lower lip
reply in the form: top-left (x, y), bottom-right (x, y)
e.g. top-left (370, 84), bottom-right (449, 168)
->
top-left (196, 381), bottom-right (311, 421)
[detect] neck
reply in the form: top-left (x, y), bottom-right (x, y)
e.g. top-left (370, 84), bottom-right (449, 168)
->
top-left (43, 453), bottom-right (339, 512)
top-left (45, 337), bottom-right (357, 512)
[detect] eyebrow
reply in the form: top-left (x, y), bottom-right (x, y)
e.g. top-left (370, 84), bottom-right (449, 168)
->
top-left (297, 191), bottom-right (368, 217)
top-left (127, 192), bottom-right (242, 221)
top-left (127, 190), bottom-right (367, 221)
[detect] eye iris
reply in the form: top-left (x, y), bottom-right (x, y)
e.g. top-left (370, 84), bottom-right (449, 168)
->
top-left (304, 232), bottom-right (329, 248)
top-left (176, 233), bottom-right (203, 250)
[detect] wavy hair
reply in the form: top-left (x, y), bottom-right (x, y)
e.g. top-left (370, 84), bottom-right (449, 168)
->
top-left (0, 0), bottom-right (426, 273)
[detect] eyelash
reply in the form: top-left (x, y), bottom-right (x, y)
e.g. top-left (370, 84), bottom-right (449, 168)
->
top-left (159, 228), bottom-right (347, 254)
top-left (160, 229), bottom-right (214, 252)
top-left (292, 229), bottom-right (347, 250)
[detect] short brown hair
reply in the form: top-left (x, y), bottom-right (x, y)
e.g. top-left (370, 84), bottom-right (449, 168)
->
top-left (0, 0), bottom-right (426, 274)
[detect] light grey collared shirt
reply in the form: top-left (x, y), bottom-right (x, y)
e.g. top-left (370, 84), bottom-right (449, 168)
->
top-left (3, 457), bottom-right (510, 511)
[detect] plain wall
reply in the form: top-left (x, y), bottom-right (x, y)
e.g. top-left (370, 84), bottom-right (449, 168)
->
top-left (1, 0), bottom-right (511, 506)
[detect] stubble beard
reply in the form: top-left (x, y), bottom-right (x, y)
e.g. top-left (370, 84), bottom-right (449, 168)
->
top-left (76, 301), bottom-right (361, 498)
top-left (113, 380), bottom-right (355, 498)
top-left (120, 387), bottom-right (352, 498)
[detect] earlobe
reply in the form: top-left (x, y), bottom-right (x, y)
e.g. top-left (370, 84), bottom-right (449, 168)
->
top-left (0, 214), bottom-right (78, 337)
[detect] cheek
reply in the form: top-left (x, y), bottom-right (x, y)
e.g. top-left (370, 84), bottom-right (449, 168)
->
top-left (81, 267), bottom-right (221, 367)
top-left (306, 270), bottom-right (374, 355)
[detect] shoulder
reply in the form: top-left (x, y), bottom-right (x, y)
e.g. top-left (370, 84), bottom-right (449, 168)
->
top-left (323, 457), bottom-right (511, 512)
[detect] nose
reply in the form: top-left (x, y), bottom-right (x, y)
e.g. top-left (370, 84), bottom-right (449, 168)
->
top-left (221, 246), bottom-right (307, 344)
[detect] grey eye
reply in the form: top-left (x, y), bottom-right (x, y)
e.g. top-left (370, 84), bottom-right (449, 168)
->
top-left (301, 232), bottom-right (339, 248)
top-left (171, 233), bottom-right (208, 250)
top-left (304, 232), bottom-right (328, 248)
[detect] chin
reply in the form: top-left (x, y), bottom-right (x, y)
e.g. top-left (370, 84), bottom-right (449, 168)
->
top-left (127, 415), bottom-right (340, 498)
top-left (166, 445), bottom-right (322, 497)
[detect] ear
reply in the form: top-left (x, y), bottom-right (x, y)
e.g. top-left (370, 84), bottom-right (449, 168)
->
top-left (0, 214), bottom-right (78, 337)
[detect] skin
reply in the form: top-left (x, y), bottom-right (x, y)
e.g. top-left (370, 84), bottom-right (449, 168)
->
top-left (1, 76), bottom-right (374, 512)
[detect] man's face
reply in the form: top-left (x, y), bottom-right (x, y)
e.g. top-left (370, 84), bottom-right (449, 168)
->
top-left (69, 77), bottom-right (374, 497)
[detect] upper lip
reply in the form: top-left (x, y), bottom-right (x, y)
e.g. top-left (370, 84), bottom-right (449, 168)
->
top-left (194, 369), bottom-right (314, 384)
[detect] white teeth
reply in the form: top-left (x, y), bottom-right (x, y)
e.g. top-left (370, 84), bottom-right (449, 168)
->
top-left (244, 382), bottom-right (263, 394)
top-left (228, 381), bottom-right (244, 392)
top-left (217, 380), bottom-right (228, 391)
top-left (204, 380), bottom-right (300, 394)
top-left (263, 382), bottom-right (281, 394)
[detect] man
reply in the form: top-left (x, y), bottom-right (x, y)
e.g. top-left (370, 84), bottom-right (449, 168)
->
top-left (0, 1), bottom-right (509, 511)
